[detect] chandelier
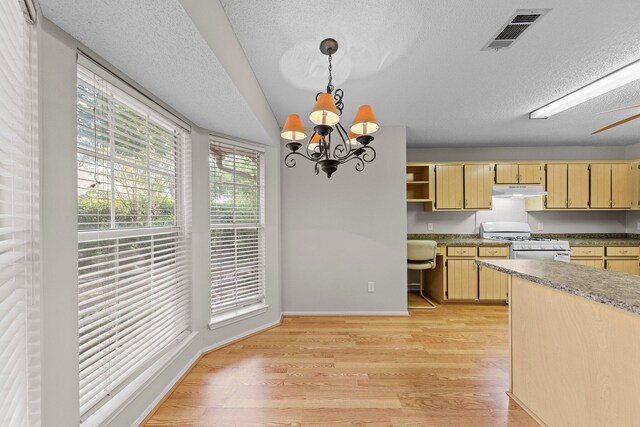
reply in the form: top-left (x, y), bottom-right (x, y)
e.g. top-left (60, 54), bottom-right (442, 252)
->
top-left (281, 38), bottom-right (379, 178)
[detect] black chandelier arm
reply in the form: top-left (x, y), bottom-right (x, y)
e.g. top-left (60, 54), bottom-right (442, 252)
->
top-left (331, 122), bottom-right (352, 160)
top-left (284, 150), bottom-right (318, 168)
top-left (341, 154), bottom-right (366, 172)
top-left (333, 88), bottom-right (344, 115)
top-left (360, 144), bottom-right (377, 163)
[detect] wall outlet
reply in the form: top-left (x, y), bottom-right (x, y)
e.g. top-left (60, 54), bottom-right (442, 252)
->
top-left (427, 223), bottom-right (433, 231)
top-left (637, 221), bottom-right (640, 230)
top-left (367, 281), bottom-right (375, 292)
top-left (537, 222), bottom-right (544, 231)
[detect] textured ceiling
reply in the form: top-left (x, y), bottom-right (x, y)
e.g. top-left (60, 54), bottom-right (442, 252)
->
top-left (39, 0), bottom-right (270, 143)
top-left (220, 0), bottom-right (640, 147)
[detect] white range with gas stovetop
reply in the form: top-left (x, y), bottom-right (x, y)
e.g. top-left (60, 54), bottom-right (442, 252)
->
top-left (480, 221), bottom-right (571, 262)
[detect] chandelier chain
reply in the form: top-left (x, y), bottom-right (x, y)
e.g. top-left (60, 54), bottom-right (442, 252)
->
top-left (327, 51), bottom-right (334, 93)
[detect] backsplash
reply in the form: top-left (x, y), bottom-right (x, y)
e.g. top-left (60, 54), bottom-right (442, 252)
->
top-left (408, 197), bottom-right (631, 234)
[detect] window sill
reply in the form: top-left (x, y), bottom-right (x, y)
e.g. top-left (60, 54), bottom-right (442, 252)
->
top-left (208, 303), bottom-right (269, 330)
top-left (81, 331), bottom-right (198, 427)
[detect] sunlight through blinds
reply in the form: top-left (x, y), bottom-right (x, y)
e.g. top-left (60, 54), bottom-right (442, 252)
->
top-left (76, 59), bottom-right (192, 417)
top-left (209, 141), bottom-right (265, 317)
top-left (0, 0), bottom-right (40, 425)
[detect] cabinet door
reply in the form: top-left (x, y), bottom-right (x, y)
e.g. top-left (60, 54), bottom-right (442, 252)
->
top-left (495, 164), bottom-right (519, 184)
top-left (567, 164), bottom-right (590, 209)
top-left (518, 164), bottom-right (543, 184)
top-left (435, 165), bottom-right (463, 209)
top-left (606, 259), bottom-right (640, 275)
top-left (571, 259), bottom-right (604, 269)
top-left (478, 265), bottom-right (508, 300)
top-left (611, 163), bottom-right (632, 209)
top-left (590, 164), bottom-right (611, 208)
top-left (545, 164), bottom-right (567, 209)
top-left (447, 259), bottom-right (478, 299)
top-left (464, 164), bottom-right (493, 209)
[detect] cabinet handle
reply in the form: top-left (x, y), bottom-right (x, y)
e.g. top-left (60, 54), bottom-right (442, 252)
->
top-left (568, 199), bottom-right (572, 207)
top-left (612, 200), bottom-right (616, 207)
top-left (465, 199), bottom-right (468, 207)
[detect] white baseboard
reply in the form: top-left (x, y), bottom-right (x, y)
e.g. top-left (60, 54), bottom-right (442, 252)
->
top-left (282, 311), bottom-right (409, 316)
top-left (201, 317), bottom-right (282, 354)
top-left (132, 344), bottom-right (201, 426)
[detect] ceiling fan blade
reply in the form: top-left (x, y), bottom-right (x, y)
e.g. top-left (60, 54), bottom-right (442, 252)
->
top-left (592, 113), bottom-right (640, 135)
top-left (597, 104), bottom-right (640, 115)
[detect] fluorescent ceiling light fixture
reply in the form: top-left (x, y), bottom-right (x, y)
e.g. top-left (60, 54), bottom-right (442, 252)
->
top-left (530, 58), bottom-right (640, 119)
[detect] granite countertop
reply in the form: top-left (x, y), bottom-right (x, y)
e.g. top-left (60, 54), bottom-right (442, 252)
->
top-left (408, 233), bottom-right (640, 247)
top-left (477, 259), bottom-right (640, 315)
top-left (565, 238), bottom-right (640, 246)
top-left (407, 234), bottom-right (509, 247)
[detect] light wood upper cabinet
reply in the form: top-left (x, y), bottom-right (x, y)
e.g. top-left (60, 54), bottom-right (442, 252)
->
top-left (518, 164), bottom-right (543, 184)
top-left (546, 163), bottom-right (589, 209)
top-left (447, 259), bottom-right (477, 300)
top-left (611, 163), bottom-right (632, 209)
top-left (495, 164), bottom-right (519, 184)
top-left (590, 163), bottom-right (612, 208)
top-left (435, 164), bottom-right (463, 209)
top-left (567, 164), bottom-right (589, 209)
top-left (545, 164), bottom-right (568, 208)
top-left (464, 164), bottom-right (493, 210)
top-left (496, 163), bottom-right (542, 184)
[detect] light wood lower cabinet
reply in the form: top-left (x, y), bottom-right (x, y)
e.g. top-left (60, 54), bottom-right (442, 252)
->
top-left (478, 265), bottom-right (509, 300)
top-left (570, 245), bottom-right (640, 275)
top-left (446, 259), bottom-right (478, 300)
top-left (605, 259), bottom-right (640, 275)
top-left (571, 259), bottom-right (604, 269)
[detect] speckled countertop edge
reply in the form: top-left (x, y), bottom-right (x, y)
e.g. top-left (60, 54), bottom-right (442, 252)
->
top-left (408, 233), bottom-right (640, 246)
top-left (477, 259), bottom-right (640, 315)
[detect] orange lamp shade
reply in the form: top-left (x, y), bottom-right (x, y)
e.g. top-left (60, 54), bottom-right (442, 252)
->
top-left (350, 105), bottom-right (379, 135)
top-left (308, 133), bottom-right (322, 150)
top-left (309, 93), bottom-right (340, 126)
top-left (281, 114), bottom-right (307, 141)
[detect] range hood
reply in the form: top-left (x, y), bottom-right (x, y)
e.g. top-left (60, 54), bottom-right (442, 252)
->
top-left (492, 185), bottom-right (546, 198)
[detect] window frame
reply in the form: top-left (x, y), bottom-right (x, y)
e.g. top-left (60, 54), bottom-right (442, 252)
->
top-left (209, 138), bottom-right (266, 328)
top-left (76, 54), bottom-right (193, 420)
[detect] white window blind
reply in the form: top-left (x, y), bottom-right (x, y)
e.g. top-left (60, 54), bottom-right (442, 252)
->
top-left (209, 141), bottom-right (265, 318)
top-left (0, 1), bottom-right (39, 426)
top-left (77, 60), bottom-right (192, 417)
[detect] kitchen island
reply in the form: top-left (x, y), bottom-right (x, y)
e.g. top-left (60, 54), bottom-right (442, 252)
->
top-left (477, 259), bottom-right (640, 426)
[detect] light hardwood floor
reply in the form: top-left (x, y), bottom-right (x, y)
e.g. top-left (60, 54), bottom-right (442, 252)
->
top-left (144, 304), bottom-right (536, 426)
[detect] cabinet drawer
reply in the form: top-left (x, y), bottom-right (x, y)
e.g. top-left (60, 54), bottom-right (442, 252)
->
top-left (447, 246), bottom-right (476, 257)
top-left (606, 246), bottom-right (640, 257)
top-left (571, 246), bottom-right (604, 257)
top-left (478, 246), bottom-right (509, 257)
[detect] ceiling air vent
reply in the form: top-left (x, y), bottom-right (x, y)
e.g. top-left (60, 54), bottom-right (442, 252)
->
top-left (482, 9), bottom-right (551, 51)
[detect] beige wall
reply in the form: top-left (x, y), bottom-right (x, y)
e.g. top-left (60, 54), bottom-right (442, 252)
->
top-left (282, 126), bottom-right (408, 314)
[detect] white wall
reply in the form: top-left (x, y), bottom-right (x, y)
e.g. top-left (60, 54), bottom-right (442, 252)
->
top-left (407, 147), bottom-right (632, 235)
top-left (282, 127), bottom-right (408, 314)
top-left (39, 17), bottom-right (282, 427)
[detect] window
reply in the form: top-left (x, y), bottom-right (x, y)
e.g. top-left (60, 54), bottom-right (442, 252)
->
top-left (0, 1), bottom-right (39, 425)
top-left (209, 141), bottom-right (265, 324)
top-left (76, 56), bottom-right (191, 417)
